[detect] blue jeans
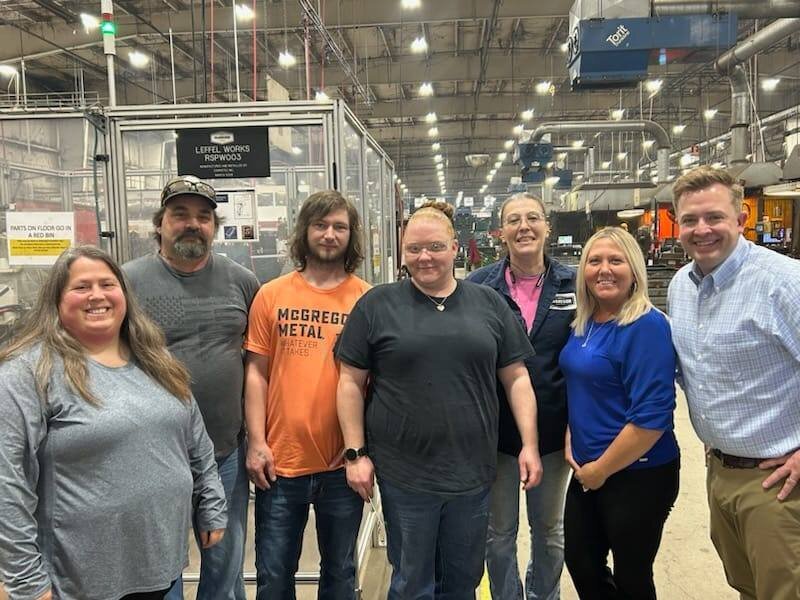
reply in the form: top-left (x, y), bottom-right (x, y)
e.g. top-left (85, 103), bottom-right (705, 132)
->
top-left (253, 469), bottom-right (363, 600)
top-left (486, 451), bottom-right (571, 600)
top-left (166, 442), bottom-right (249, 600)
top-left (379, 478), bottom-right (491, 600)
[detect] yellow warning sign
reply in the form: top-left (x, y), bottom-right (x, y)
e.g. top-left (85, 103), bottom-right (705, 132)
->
top-left (9, 239), bottom-right (71, 256)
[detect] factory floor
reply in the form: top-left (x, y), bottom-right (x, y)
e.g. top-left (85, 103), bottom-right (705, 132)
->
top-left (0, 388), bottom-right (737, 600)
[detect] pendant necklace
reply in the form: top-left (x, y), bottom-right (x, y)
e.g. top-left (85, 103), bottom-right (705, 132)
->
top-left (581, 321), bottom-right (596, 348)
top-left (424, 292), bottom-right (451, 311)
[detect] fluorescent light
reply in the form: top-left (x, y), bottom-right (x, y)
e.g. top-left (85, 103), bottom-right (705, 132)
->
top-left (234, 4), bottom-right (254, 21)
top-left (672, 124), bottom-right (686, 135)
top-left (314, 90), bottom-right (330, 101)
top-left (425, 112), bottom-right (437, 123)
top-left (513, 124), bottom-right (524, 136)
top-left (411, 37), bottom-right (428, 53)
top-left (427, 127), bottom-right (439, 137)
top-left (80, 13), bottom-right (99, 30)
top-left (761, 77), bottom-right (780, 92)
top-left (419, 82), bottom-right (434, 96)
top-left (128, 51), bottom-right (149, 68)
top-left (704, 108), bottom-right (718, 120)
top-left (497, 152), bottom-right (507, 160)
top-left (535, 80), bottom-right (552, 95)
top-left (431, 142), bottom-right (441, 151)
top-left (571, 140), bottom-right (584, 148)
top-left (278, 51), bottom-right (296, 68)
top-left (521, 109), bottom-right (534, 121)
top-left (611, 108), bottom-right (625, 121)
top-left (504, 139), bottom-right (515, 150)
top-left (0, 65), bottom-right (18, 77)
top-left (401, 0), bottom-right (421, 8)
top-left (645, 79), bottom-right (663, 94)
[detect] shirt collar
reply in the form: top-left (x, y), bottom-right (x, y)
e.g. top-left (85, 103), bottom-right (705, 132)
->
top-left (688, 235), bottom-right (749, 289)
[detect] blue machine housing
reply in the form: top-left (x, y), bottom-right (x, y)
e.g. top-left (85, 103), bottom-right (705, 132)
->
top-left (568, 14), bottom-right (738, 90)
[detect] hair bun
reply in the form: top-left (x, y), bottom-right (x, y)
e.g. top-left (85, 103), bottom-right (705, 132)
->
top-left (419, 200), bottom-right (454, 220)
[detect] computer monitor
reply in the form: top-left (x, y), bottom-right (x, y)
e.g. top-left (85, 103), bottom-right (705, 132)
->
top-left (557, 235), bottom-right (573, 245)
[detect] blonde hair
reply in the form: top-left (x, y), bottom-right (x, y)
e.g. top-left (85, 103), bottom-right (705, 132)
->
top-left (0, 245), bottom-right (192, 406)
top-left (572, 227), bottom-right (653, 335)
top-left (672, 165), bottom-right (743, 213)
top-left (407, 200), bottom-right (455, 238)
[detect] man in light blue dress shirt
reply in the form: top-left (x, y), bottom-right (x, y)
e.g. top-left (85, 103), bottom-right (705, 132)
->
top-left (667, 165), bottom-right (800, 600)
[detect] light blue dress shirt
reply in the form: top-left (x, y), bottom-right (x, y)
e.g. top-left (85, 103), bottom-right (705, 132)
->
top-left (668, 236), bottom-right (800, 458)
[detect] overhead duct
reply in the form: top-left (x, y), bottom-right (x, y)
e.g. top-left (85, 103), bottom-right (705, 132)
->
top-left (653, 0), bottom-right (800, 18)
top-left (528, 120), bottom-right (671, 183)
top-left (714, 18), bottom-right (800, 165)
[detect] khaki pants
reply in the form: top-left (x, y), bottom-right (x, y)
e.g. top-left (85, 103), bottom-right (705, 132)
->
top-left (707, 452), bottom-right (800, 600)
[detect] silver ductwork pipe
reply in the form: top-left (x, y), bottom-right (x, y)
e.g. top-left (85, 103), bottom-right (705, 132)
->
top-left (715, 18), bottom-right (800, 163)
top-left (653, 0), bottom-right (800, 18)
top-left (530, 120), bottom-right (671, 182)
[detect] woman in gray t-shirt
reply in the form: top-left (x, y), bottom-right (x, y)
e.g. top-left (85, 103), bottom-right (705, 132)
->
top-left (0, 246), bottom-right (227, 600)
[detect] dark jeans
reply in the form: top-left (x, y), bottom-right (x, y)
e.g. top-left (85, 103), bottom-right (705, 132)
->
top-left (564, 459), bottom-right (680, 600)
top-left (379, 478), bottom-right (491, 600)
top-left (254, 469), bottom-right (363, 600)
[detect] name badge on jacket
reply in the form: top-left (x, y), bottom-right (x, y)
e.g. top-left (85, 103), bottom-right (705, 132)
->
top-left (550, 292), bottom-right (577, 310)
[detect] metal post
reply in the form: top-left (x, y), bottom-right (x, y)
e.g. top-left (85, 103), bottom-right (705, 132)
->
top-left (169, 28), bottom-right (177, 104)
top-left (232, 1), bottom-right (241, 102)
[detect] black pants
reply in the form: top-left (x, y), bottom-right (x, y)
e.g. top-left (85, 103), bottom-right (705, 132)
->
top-left (120, 584), bottom-right (172, 600)
top-left (564, 459), bottom-right (680, 600)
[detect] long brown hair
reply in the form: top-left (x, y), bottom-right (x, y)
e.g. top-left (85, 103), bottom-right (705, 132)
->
top-left (0, 246), bottom-right (192, 405)
top-left (289, 190), bottom-right (365, 273)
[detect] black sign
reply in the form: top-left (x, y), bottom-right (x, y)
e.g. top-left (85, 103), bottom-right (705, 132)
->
top-left (176, 126), bottom-right (270, 179)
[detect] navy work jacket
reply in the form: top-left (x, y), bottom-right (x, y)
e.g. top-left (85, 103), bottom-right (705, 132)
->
top-left (467, 256), bottom-right (576, 457)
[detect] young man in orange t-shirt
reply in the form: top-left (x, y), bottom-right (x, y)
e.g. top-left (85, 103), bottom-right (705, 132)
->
top-left (243, 190), bottom-right (370, 600)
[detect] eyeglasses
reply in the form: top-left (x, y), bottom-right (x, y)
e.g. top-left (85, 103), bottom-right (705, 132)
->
top-left (404, 241), bottom-right (450, 255)
top-left (161, 175), bottom-right (216, 205)
top-left (503, 211), bottom-right (545, 227)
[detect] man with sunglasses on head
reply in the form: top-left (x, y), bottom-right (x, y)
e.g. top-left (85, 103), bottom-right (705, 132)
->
top-left (243, 190), bottom-right (370, 600)
top-left (124, 175), bottom-right (260, 600)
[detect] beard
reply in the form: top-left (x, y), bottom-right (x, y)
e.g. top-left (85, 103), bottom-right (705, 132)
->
top-left (173, 232), bottom-right (210, 260)
top-left (308, 243), bottom-right (347, 265)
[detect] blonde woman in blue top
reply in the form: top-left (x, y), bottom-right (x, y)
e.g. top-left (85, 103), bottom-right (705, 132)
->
top-left (559, 227), bottom-right (679, 600)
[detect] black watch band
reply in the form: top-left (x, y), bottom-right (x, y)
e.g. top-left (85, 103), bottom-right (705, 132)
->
top-left (344, 446), bottom-right (368, 462)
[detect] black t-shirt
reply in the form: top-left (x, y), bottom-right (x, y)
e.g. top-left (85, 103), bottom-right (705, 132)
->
top-left (335, 279), bottom-right (534, 495)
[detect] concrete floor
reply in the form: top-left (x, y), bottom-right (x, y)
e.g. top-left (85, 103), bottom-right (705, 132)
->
top-left (0, 388), bottom-right (738, 600)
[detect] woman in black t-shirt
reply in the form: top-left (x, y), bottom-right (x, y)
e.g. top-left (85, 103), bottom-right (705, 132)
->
top-left (336, 201), bottom-right (543, 600)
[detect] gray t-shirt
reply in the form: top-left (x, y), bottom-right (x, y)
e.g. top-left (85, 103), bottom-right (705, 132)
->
top-left (123, 253), bottom-right (260, 457)
top-left (0, 348), bottom-right (227, 600)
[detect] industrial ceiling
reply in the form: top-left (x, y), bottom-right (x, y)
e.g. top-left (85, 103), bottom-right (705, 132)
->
top-left (1, 0), bottom-right (800, 201)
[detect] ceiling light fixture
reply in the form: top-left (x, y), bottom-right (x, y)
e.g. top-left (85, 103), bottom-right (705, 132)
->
top-left (401, 0), bottom-right (421, 8)
top-left (234, 4), bottom-right (254, 21)
top-left (513, 124), bottom-right (524, 136)
top-left (672, 124), bottom-right (686, 135)
top-left (704, 108), bottom-right (718, 120)
top-left (278, 51), bottom-right (296, 68)
top-left (601, 160), bottom-right (611, 169)
top-left (419, 82), bottom-right (434, 96)
top-left (761, 77), bottom-right (781, 92)
top-left (617, 152), bottom-right (627, 161)
top-left (571, 140), bottom-right (584, 148)
top-left (645, 79), bottom-right (663, 94)
top-left (427, 126), bottom-right (439, 137)
top-left (504, 139), bottom-right (515, 150)
top-left (411, 36), bottom-right (428, 53)
top-left (431, 142), bottom-right (441, 151)
top-left (497, 152), bottom-right (507, 161)
top-left (611, 108), bottom-right (625, 121)
top-left (425, 111), bottom-right (437, 123)
top-left (521, 109), bottom-right (534, 121)
top-left (642, 140), bottom-right (655, 149)
top-left (80, 13), bottom-right (99, 31)
top-left (535, 80), bottom-right (552, 95)
top-left (128, 50), bottom-right (150, 68)
top-left (314, 90), bottom-right (329, 101)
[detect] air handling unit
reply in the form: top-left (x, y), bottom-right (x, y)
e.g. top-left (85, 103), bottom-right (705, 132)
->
top-left (567, 0), bottom-right (738, 89)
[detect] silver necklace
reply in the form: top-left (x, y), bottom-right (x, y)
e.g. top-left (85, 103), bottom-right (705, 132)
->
top-left (424, 292), bottom-right (451, 311)
top-left (581, 321), bottom-right (597, 348)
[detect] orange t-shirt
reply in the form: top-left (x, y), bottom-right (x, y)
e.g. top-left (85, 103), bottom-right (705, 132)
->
top-left (244, 271), bottom-right (370, 477)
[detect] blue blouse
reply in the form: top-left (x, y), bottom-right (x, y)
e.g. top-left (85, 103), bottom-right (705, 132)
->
top-left (559, 309), bottom-right (679, 470)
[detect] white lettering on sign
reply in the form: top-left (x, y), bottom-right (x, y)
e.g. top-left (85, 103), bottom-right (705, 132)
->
top-left (606, 25), bottom-right (631, 47)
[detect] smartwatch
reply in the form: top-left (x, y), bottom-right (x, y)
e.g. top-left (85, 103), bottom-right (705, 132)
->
top-left (344, 446), bottom-right (368, 462)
